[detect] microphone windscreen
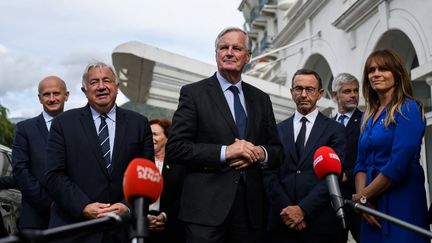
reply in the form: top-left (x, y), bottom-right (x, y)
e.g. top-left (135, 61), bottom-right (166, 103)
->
top-left (123, 158), bottom-right (164, 204)
top-left (313, 146), bottom-right (342, 179)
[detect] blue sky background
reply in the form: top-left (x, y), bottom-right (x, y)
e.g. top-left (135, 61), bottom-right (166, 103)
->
top-left (0, 0), bottom-right (243, 118)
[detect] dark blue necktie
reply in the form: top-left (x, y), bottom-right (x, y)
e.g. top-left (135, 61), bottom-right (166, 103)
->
top-left (98, 114), bottom-right (111, 170)
top-left (228, 86), bottom-right (247, 139)
top-left (338, 114), bottom-right (348, 126)
top-left (296, 117), bottom-right (308, 158)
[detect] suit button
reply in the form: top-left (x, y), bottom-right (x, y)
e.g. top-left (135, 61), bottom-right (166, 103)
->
top-left (296, 170), bottom-right (301, 174)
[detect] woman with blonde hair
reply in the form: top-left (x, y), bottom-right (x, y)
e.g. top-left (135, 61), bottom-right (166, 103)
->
top-left (352, 49), bottom-right (428, 243)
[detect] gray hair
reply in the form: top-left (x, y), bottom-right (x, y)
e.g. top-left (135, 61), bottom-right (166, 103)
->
top-left (81, 61), bottom-right (118, 89)
top-left (332, 73), bottom-right (358, 92)
top-left (215, 27), bottom-right (251, 53)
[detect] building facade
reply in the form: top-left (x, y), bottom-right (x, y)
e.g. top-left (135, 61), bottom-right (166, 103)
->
top-left (239, 0), bottom-right (432, 199)
top-left (112, 0), bottom-right (432, 200)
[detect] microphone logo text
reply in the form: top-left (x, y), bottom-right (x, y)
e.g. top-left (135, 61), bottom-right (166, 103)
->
top-left (137, 165), bottom-right (162, 183)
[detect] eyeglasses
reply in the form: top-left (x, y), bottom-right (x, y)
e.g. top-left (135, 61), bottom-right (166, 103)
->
top-left (292, 86), bottom-right (317, 95)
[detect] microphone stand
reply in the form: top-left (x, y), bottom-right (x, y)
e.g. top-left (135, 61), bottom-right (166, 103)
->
top-left (0, 213), bottom-right (130, 243)
top-left (344, 200), bottom-right (432, 239)
top-left (130, 197), bottom-right (149, 243)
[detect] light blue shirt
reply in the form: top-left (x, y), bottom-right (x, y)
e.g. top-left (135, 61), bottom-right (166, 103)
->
top-left (216, 72), bottom-right (268, 164)
top-left (336, 109), bottom-right (355, 127)
top-left (42, 111), bottom-right (55, 131)
top-left (90, 105), bottom-right (116, 160)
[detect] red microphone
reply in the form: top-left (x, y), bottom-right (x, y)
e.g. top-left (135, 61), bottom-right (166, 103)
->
top-left (313, 146), bottom-right (346, 229)
top-left (123, 158), bottom-right (164, 242)
top-left (313, 146), bottom-right (342, 179)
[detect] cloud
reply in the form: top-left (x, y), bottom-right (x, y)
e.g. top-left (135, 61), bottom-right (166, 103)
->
top-left (0, 0), bottom-right (243, 118)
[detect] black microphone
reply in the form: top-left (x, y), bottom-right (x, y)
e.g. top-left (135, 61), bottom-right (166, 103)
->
top-left (313, 146), bottom-right (346, 229)
top-left (123, 158), bottom-right (164, 243)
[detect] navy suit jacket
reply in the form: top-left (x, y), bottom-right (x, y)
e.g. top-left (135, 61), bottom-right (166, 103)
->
top-left (264, 112), bottom-right (346, 234)
top-left (44, 105), bottom-right (154, 242)
top-left (166, 74), bottom-right (282, 228)
top-left (12, 113), bottom-right (52, 229)
top-left (335, 108), bottom-right (363, 198)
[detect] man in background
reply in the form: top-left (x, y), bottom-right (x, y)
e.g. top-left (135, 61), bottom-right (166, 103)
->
top-left (332, 73), bottom-right (362, 243)
top-left (12, 76), bottom-right (69, 230)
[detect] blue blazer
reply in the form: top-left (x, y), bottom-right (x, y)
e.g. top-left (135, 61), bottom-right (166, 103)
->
top-left (44, 105), bottom-right (154, 243)
top-left (12, 113), bottom-right (52, 229)
top-left (264, 112), bottom-right (346, 235)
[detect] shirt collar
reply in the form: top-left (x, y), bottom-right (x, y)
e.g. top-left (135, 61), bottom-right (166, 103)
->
top-left (216, 72), bottom-right (243, 93)
top-left (337, 109), bottom-right (355, 120)
top-left (42, 111), bottom-right (55, 123)
top-left (90, 105), bottom-right (117, 122)
top-left (294, 108), bottom-right (319, 124)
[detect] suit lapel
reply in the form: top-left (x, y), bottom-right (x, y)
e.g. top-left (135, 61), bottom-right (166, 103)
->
top-left (280, 116), bottom-right (299, 163)
top-left (206, 75), bottom-right (238, 137)
top-left (242, 83), bottom-right (254, 139)
top-left (79, 105), bottom-right (110, 177)
top-left (36, 113), bottom-right (48, 140)
top-left (111, 107), bottom-right (126, 175)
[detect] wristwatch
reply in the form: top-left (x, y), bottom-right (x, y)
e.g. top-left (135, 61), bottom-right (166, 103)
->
top-left (360, 195), bottom-right (367, 204)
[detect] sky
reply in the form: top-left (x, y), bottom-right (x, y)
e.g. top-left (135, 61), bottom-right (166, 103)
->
top-left (0, 0), bottom-right (244, 119)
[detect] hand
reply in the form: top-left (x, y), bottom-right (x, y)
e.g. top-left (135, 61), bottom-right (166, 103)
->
top-left (294, 220), bottom-right (307, 231)
top-left (82, 202), bottom-right (111, 219)
top-left (342, 172), bottom-right (347, 183)
top-left (96, 202), bottom-right (129, 217)
top-left (147, 213), bottom-right (166, 232)
top-left (359, 203), bottom-right (381, 228)
top-left (280, 205), bottom-right (305, 229)
top-left (226, 139), bottom-right (265, 169)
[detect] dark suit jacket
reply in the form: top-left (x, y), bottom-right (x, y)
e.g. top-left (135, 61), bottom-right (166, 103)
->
top-left (166, 73), bottom-right (282, 228)
top-left (44, 105), bottom-right (154, 243)
top-left (12, 113), bottom-right (52, 229)
top-left (149, 162), bottom-right (186, 243)
top-left (264, 112), bottom-right (346, 235)
top-left (336, 108), bottom-right (363, 199)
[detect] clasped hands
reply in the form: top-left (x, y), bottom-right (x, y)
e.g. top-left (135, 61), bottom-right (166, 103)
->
top-left (148, 213), bottom-right (166, 232)
top-left (280, 205), bottom-right (307, 230)
top-left (82, 202), bottom-right (129, 219)
top-left (226, 138), bottom-right (265, 170)
top-left (352, 193), bottom-right (381, 228)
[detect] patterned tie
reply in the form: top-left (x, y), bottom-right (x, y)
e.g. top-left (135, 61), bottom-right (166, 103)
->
top-left (338, 114), bottom-right (348, 126)
top-left (228, 86), bottom-right (248, 139)
top-left (98, 113), bottom-right (111, 170)
top-left (296, 117), bottom-right (308, 158)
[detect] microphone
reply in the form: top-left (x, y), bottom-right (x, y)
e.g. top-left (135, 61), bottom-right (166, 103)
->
top-left (313, 146), bottom-right (346, 229)
top-left (123, 158), bottom-right (164, 243)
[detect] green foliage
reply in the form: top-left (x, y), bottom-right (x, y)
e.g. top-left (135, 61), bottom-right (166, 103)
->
top-left (0, 105), bottom-right (16, 147)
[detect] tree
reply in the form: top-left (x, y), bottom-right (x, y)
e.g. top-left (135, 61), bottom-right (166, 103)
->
top-left (0, 104), bottom-right (15, 147)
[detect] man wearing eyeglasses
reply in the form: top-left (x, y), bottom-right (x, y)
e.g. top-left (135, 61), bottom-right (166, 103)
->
top-left (264, 69), bottom-right (346, 243)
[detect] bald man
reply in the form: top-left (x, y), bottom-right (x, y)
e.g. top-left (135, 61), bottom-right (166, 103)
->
top-left (12, 76), bottom-right (69, 230)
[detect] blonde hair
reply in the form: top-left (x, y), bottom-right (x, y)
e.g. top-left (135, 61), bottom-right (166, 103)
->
top-left (361, 49), bottom-right (423, 130)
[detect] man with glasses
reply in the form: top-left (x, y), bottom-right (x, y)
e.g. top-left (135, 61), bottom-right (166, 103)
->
top-left (264, 69), bottom-right (346, 243)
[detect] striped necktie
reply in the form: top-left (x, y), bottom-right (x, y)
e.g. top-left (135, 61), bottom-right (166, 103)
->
top-left (98, 113), bottom-right (111, 170)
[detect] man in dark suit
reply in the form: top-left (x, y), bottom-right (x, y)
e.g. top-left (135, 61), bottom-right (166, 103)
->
top-left (166, 27), bottom-right (282, 243)
top-left (12, 76), bottom-right (69, 230)
top-left (44, 62), bottom-right (154, 242)
top-left (264, 69), bottom-right (346, 243)
top-left (331, 73), bottom-right (362, 243)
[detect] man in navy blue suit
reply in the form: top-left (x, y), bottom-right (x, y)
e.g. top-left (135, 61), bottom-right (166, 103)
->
top-left (331, 73), bottom-right (362, 243)
top-left (44, 62), bottom-right (154, 243)
top-left (264, 69), bottom-right (346, 243)
top-left (166, 27), bottom-right (282, 243)
top-left (12, 76), bottom-right (69, 230)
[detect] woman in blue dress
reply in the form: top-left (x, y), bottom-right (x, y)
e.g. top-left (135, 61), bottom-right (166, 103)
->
top-left (352, 49), bottom-right (428, 243)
